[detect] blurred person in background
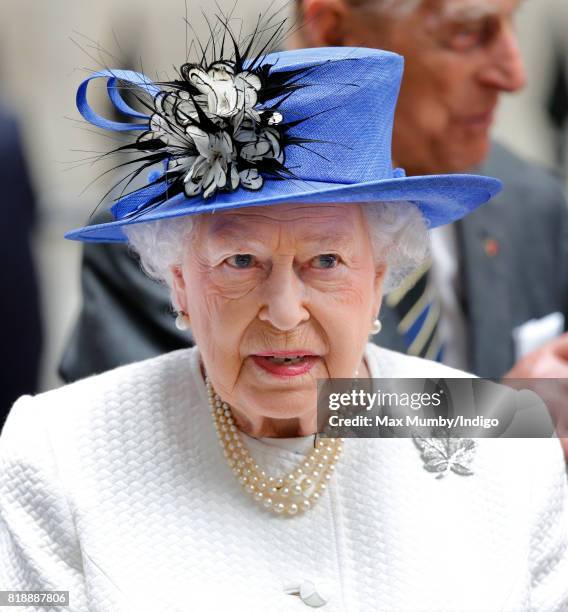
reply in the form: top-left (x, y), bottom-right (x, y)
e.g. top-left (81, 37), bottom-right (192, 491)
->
top-left (0, 104), bottom-right (42, 429)
top-left (547, 38), bottom-right (568, 171)
top-left (60, 0), bottom-right (568, 387)
top-left (295, 0), bottom-right (568, 378)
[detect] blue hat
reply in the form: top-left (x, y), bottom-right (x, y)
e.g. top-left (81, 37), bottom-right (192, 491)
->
top-left (65, 46), bottom-right (501, 243)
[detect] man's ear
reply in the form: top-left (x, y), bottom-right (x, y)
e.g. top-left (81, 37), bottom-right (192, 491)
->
top-left (171, 264), bottom-right (188, 313)
top-left (301, 0), bottom-right (349, 47)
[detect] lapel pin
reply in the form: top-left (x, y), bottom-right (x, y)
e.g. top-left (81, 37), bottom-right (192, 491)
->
top-left (484, 237), bottom-right (500, 258)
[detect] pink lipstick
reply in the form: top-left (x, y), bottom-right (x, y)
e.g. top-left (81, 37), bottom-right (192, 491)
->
top-left (251, 351), bottom-right (319, 377)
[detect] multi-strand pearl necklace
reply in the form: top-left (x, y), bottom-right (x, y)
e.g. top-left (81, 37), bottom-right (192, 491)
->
top-left (206, 376), bottom-right (344, 517)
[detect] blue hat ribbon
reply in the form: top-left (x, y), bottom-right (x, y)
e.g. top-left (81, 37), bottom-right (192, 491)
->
top-left (77, 70), bottom-right (170, 218)
top-left (76, 70), bottom-right (159, 132)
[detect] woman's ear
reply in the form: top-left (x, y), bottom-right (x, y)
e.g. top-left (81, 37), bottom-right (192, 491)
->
top-left (170, 264), bottom-right (188, 313)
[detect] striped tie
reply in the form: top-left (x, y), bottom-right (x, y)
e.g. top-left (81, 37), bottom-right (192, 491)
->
top-left (385, 260), bottom-right (445, 362)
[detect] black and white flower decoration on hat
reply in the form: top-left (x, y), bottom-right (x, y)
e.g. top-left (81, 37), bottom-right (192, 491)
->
top-left (96, 18), bottom-right (324, 215)
top-left (139, 59), bottom-right (285, 198)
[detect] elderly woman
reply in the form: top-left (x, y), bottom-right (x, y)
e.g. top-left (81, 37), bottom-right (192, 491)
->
top-left (1, 43), bottom-right (567, 612)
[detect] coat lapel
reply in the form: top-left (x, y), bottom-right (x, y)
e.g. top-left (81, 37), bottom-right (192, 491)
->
top-left (458, 194), bottom-right (514, 378)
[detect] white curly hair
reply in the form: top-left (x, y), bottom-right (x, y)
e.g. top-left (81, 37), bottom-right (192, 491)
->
top-left (123, 201), bottom-right (430, 311)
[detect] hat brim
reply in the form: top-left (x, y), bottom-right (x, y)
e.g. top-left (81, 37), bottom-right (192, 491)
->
top-left (65, 173), bottom-right (502, 242)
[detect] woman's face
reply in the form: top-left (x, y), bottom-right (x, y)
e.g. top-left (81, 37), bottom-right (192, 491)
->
top-left (172, 203), bottom-right (385, 436)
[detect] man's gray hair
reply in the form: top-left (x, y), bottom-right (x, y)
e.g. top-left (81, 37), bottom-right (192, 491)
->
top-left (123, 202), bottom-right (430, 311)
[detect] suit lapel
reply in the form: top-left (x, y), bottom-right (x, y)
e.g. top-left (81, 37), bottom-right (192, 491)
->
top-left (380, 212), bottom-right (514, 378)
top-left (458, 195), bottom-right (514, 378)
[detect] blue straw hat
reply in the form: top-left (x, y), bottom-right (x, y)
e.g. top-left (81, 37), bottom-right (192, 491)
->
top-left (66, 46), bottom-right (501, 243)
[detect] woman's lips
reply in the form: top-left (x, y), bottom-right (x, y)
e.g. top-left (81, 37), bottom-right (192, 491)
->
top-left (251, 354), bottom-right (319, 377)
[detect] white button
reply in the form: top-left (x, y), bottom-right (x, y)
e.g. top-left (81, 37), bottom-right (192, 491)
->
top-left (299, 580), bottom-right (331, 608)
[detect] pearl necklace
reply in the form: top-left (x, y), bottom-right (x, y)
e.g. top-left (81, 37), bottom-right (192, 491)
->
top-left (206, 376), bottom-right (344, 517)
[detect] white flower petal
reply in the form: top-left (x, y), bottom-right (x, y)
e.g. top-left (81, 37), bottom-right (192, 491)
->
top-left (244, 87), bottom-right (258, 109)
top-left (174, 99), bottom-right (198, 125)
top-left (239, 168), bottom-right (263, 190)
top-left (202, 167), bottom-right (219, 198)
top-left (212, 159), bottom-right (226, 189)
top-left (149, 114), bottom-right (190, 149)
top-left (187, 67), bottom-right (215, 95)
top-left (184, 178), bottom-right (202, 197)
top-left (208, 62), bottom-right (235, 80)
top-left (264, 130), bottom-right (282, 159)
top-left (233, 119), bottom-right (256, 143)
top-left (186, 125), bottom-right (211, 157)
top-left (187, 156), bottom-right (209, 182)
top-left (230, 165), bottom-right (239, 190)
top-left (208, 81), bottom-right (238, 117)
top-left (245, 108), bottom-right (262, 123)
top-left (191, 64), bottom-right (239, 117)
top-left (150, 114), bottom-right (168, 134)
top-left (233, 130), bottom-right (254, 144)
top-left (235, 87), bottom-right (245, 114)
top-left (168, 155), bottom-right (197, 174)
top-left (236, 71), bottom-right (261, 91)
top-left (241, 138), bottom-right (271, 160)
top-left (231, 107), bottom-right (245, 131)
top-left (217, 131), bottom-right (234, 159)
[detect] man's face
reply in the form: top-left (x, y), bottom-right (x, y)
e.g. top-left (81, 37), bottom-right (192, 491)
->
top-left (304, 0), bottom-right (526, 175)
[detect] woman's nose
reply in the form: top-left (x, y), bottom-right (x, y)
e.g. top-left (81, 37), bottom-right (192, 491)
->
top-left (257, 262), bottom-right (310, 331)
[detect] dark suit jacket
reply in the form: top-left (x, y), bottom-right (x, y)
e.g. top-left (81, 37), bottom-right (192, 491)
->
top-left (59, 143), bottom-right (568, 382)
top-left (0, 107), bottom-right (42, 426)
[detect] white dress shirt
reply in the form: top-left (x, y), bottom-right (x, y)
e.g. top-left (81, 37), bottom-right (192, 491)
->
top-left (429, 225), bottom-right (470, 370)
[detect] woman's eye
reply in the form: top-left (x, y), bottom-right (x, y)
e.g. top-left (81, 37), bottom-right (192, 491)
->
top-left (225, 254), bottom-right (255, 269)
top-left (312, 254), bottom-right (340, 269)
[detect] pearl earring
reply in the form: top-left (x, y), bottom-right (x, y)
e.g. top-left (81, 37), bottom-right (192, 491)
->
top-left (175, 311), bottom-right (191, 331)
top-left (370, 318), bottom-right (382, 335)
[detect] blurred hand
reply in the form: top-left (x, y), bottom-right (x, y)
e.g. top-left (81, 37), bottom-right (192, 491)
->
top-left (504, 333), bottom-right (568, 462)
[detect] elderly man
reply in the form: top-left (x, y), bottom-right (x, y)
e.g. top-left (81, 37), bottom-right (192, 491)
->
top-left (60, 0), bottom-right (568, 387)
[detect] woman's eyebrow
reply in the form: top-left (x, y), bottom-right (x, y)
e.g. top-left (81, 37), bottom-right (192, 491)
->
top-left (212, 231), bottom-right (354, 250)
top-left (300, 231), bottom-right (355, 249)
top-left (207, 219), bottom-right (264, 243)
top-left (209, 217), bottom-right (355, 247)
top-left (210, 231), bottom-right (267, 250)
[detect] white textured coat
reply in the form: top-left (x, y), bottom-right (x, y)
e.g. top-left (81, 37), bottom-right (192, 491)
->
top-left (1, 345), bottom-right (567, 611)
